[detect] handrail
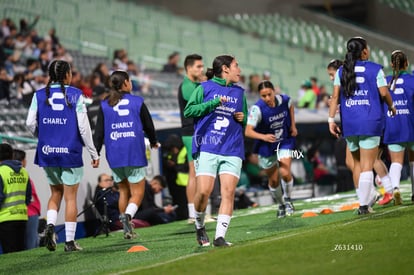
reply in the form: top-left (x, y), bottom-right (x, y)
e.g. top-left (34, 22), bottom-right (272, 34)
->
top-left (0, 134), bottom-right (37, 144)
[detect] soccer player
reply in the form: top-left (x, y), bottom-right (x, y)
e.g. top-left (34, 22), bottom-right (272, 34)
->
top-left (26, 60), bottom-right (100, 251)
top-left (93, 70), bottom-right (159, 239)
top-left (382, 50), bottom-right (414, 205)
top-left (328, 37), bottom-right (396, 215)
top-left (184, 55), bottom-right (247, 247)
top-left (327, 59), bottom-right (389, 207)
top-left (245, 80), bottom-right (297, 218)
top-left (177, 54), bottom-right (204, 223)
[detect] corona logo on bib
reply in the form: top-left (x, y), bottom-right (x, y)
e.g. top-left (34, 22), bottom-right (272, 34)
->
top-left (42, 145), bottom-right (69, 155)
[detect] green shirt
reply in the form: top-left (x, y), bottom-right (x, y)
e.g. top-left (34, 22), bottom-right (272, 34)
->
top-left (178, 76), bottom-right (200, 136)
top-left (184, 77), bottom-right (248, 126)
top-left (298, 88), bottom-right (317, 109)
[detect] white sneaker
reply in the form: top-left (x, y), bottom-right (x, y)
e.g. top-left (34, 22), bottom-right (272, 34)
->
top-left (368, 192), bottom-right (381, 208)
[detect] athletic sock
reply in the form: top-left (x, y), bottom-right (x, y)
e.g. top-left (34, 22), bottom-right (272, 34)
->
top-left (65, 222), bottom-right (77, 242)
top-left (215, 214), bottom-right (231, 240)
top-left (195, 211), bottom-right (206, 229)
top-left (125, 203), bottom-right (138, 218)
top-left (389, 162), bottom-right (403, 190)
top-left (269, 185), bottom-right (285, 205)
top-left (188, 203), bottom-right (195, 219)
top-left (358, 171), bottom-right (374, 206)
top-left (47, 209), bottom-right (58, 225)
top-left (355, 188), bottom-right (361, 202)
top-left (381, 174), bottom-right (393, 194)
top-left (281, 178), bottom-right (294, 199)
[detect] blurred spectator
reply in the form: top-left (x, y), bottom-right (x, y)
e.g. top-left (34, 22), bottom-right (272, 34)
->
top-left (297, 80), bottom-right (317, 109)
top-left (317, 85), bottom-right (330, 109)
top-left (310, 76), bottom-right (320, 96)
top-left (0, 18), bottom-right (13, 39)
top-left (38, 49), bottom-right (50, 73)
top-left (12, 72), bottom-right (35, 107)
top-left (263, 70), bottom-right (271, 81)
top-left (92, 62), bottom-right (110, 89)
top-left (24, 58), bottom-right (40, 80)
top-left (243, 152), bottom-right (267, 189)
top-left (247, 73), bottom-right (261, 94)
top-left (162, 134), bottom-right (188, 220)
top-left (238, 74), bottom-right (246, 89)
top-left (54, 44), bottom-right (73, 63)
top-left (307, 146), bottom-right (337, 186)
top-left (79, 74), bottom-right (93, 99)
top-left (112, 49), bottom-right (128, 71)
top-left (234, 171), bottom-right (259, 209)
top-left (30, 69), bottom-right (47, 90)
top-left (44, 28), bottom-right (59, 51)
top-left (162, 51), bottom-right (181, 73)
top-left (19, 16), bottom-right (40, 36)
top-left (0, 143), bottom-right (31, 254)
top-left (70, 70), bottom-right (82, 88)
top-left (0, 67), bottom-right (12, 103)
top-left (13, 149), bottom-right (41, 250)
top-left (134, 175), bottom-right (177, 225)
top-left (90, 72), bottom-right (107, 99)
top-left (94, 173), bottom-right (150, 232)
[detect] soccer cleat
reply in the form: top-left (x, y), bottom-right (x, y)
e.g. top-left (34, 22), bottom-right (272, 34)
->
top-left (213, 237), bottom-right (232, 247)
top-left (277, 204), bottom-right (286, 218)
top-left (368, 192), bottom-right (381, 208)
top-left (44, 224), bottom-right (57, 252)
top-left (378, 192), bottom-right (393, 205)
top-left (285, 198), bottom-right (295, 210)
top-left (119, 214), bottom-right (137, 239)
top-left (357, 205), bottom-right (372, 215)
top-left (196, 226), bottom-right (210, 247)
top-left (64, 241), bottom-right (83, 252)
top-left (285, 201), bottom-right (294, 216)
top-left (393, 188), bottom-right (403, 205)
top-left (411, 194), bottom-right (414, 202)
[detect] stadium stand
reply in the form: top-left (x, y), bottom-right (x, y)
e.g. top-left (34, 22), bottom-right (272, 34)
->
top-left (0, 0), bottom-right (411, 159)
top-left (379, 0), bottom-right (414, 14)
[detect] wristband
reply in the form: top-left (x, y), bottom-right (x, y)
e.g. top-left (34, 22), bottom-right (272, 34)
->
top-left (328, 117), bottom-right (335, 123)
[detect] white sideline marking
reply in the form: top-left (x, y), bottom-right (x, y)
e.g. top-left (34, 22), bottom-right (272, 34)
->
top-left (342, 206), bottom-right (408, 226)
top-left (115, 206), bottom-right (409, 275)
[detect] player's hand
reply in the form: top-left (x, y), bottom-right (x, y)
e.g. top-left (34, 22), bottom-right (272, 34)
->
top-left (262, 134), bottom-right (276, 143)
top-left (234, 112), bottom-right (244, 122)
top-left (151, 142), bottom-right (161, 149)
top-left (219, 96), bottom-right (228, 104)
top-left (329, 122), bottom-right (341, 138)
top-left (164, 204), bottom-right (175, 213)
top-left (91, 159), bottom-right (100, 168)
top-left (290, 126), bottom-right (298, 137)
top-left (388, 106), bottom-right (397, 117)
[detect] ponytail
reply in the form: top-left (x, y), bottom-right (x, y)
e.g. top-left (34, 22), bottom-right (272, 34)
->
top-left (207, 55), bottom-right (235, 80)
top-left (108, 70), bottom-right (129, 107)
top-left (389, 50), bottom-right (408, 91)
top-left (46, 60), bottom-right (72, 107)
top-left (340, 37), bottom-right (367, 98)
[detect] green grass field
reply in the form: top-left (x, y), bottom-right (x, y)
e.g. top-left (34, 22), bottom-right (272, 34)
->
top-left (1, 182), bottom-right (413, 275)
